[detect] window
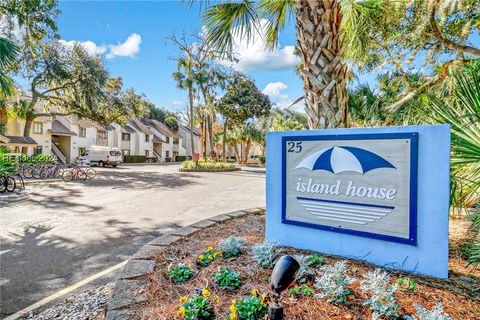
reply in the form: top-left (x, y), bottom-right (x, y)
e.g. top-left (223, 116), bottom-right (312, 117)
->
top-left (122, 133), bottom-right (130, 141)
top-left (166, 136), bottom-right (170, 143)
top-left (122, 149), bottom-right (130, 156)
top-left (173, 138), bottom-right (179, 145)
top-left (79, 127), bottom-right (86, 138)
top-left (34, 146), bottom-right (42, 155)
top-left (97, 130), bottom-right (108, 140)
top-left (145, 134), bottom-right (150, 142)
top-left (78, 147), bottom-right (86, 156)
top-left (145, 150), bottom-right (150, 157)
top-left (110, 151), bottom-right (121, 156)
top-left (33, 122), bottom-right (43, 134)
top-left (166, 151), bottom-right (170, 158)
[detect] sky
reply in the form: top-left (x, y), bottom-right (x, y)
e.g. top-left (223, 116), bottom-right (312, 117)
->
top-left (55, 0), bottom-right (304, 113)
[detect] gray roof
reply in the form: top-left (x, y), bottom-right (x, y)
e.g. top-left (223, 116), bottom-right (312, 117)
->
top-left (50, 120), bottom-right (78, 136)
top-left (141, 118), bottom-right (181, 139)
top-left (121, 125), bottom-right (136, 134)
top-left (152, 134), bottom-right (166, 144)
top-left (5, 136), bottom-right (38, 145)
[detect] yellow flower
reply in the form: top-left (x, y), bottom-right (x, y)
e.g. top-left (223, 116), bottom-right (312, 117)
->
top-left (179, 296), bottom-right (188, 303)
top-left (198, 254), bottom-right (205, 260)
top-left (231, 299), bottom-right (237, 305)
top-left (229, 313), bottom-right (237, 320)
top-left (214, 251), bottom-right (222, 257)
top-left (208, 255), bottom-right (213, 261)
top-left (261, 293), bottom-right (267, 305)
top-left (206, 246), bottom-right (213, 252)
top-left (201, 289), bottom-right (211, 297)
top-left (177, 307), bottom-right (185, 316)
top-left (214, 296), bottom-right (220, 304)
top-left (229, 304), bottom-right (236, 313)
top-left (251, 289), bottom-right (260, 297)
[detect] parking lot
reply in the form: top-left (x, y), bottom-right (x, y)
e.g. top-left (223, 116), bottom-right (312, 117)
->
top-left (0, 163), bottom-right (265, 317)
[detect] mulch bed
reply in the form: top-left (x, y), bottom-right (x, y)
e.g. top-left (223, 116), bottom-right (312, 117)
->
top-left (136, 214), bottom-right (480, 320)
top-left (178, 167), bottom-right (241, 172)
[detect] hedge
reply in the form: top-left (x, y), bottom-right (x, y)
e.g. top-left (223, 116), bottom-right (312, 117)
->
top-left (175, 155), bottom-right (187, 162)
top-left (124, 155), bottom-right (147, 163)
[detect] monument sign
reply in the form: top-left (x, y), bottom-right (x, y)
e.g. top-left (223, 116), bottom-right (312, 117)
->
top-left (266, 125), bottom-right (450, 278)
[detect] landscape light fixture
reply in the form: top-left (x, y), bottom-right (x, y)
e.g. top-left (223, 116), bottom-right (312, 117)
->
top-left (268, 255), bottom-right (300, 320)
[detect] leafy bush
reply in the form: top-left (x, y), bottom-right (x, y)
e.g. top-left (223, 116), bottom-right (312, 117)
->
top-left (124, 155), bottom-right (146, 163)
top-left (258, 156), bottom-right (265, 165)
top-left (164, 115), bottom-right (179, 131)
top-left (307, 253), bottom-right (324, 268)
top-left (288, 284), bottom-right (314, 297)
top-left (177, 289), bottom-right (214, 320)
top-left (218, 236), bottom-right (245, 258)
top-left (412, 302), bottom-right (451, 320)
top-left (229, 290), bottom-right (268, 320)
top-left (182, 160), bottom-right (235, 170)
top-left (175, 155), bottom-right (187, 162)
top-left (314, 260), bottom-right (354, 303)
top-left (167, 263), bottom-right (194, 283)
top-left (251, 241), bottom-right (279, 269)
top-left (396, 277), bottom-right (417, 293)
top-left (197, 246), bottom-right (222, 267)
top-left (293, 255), bottom-right (314, 283)
top-left (212, 266), bottom-right (241, 288)
top-left (360, 269), bottom-right (400, 320)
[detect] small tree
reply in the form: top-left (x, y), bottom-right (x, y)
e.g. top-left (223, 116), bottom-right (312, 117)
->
top-left (217, 74), bottom-right (271, 162)
top-left (164, 115), bottom-right (179, 131)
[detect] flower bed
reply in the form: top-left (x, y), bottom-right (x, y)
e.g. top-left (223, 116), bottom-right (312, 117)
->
top-left (179, 160), bottom-right (240, 172)
top-left (137, 214), bottom-right (479, 320)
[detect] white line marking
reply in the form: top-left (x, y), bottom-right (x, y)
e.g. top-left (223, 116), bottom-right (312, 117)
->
top-left (4, 260), bottom-right (128, 320)
top-left (0, 249), bottom-right (12, 256)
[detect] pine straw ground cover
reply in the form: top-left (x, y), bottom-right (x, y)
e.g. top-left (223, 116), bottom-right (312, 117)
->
top-left (136, 214), bottom-right (480, 320)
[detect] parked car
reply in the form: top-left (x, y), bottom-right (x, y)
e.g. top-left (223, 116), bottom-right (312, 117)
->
top-left (77, 147), bottom-right (122, 167)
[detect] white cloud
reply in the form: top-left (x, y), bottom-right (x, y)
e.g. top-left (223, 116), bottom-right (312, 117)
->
top-left (59, 33), bottom-right (141, 59)
top-left (59, 39), bottom-right (107, 55)
top-left (262, 82), bottom-right (292, 108)
top-left (216, 19), bottom-right (300, 72)
top-left (106, 33), bottom-right (142, 59)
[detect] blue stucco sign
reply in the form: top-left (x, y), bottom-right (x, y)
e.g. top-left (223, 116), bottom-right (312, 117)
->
top-left (266, 125), bottom-right (450, 278)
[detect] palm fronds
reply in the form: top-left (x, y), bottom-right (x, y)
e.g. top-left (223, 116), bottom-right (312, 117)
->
top-left (0, 37), bottom-right (20, 98)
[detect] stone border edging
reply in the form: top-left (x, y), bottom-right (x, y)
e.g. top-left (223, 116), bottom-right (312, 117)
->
top-left (104, 207), bottom-right (265, 320)
top-left (178, 167), bottom-right (241, 172)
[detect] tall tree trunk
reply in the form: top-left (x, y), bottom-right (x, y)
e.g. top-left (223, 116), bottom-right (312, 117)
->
top-left (207, 115), bottom-right (214, 157)
top-left (188, 85), bottom-right (196, 158)
top-left (243, 139), bottom-right (251, 163)
top-left (21, 117), bottom-right (34, 154)
top-left (295, 0), bottom-right (348, 129)
top-left (222, 118), bottom-right (228, 163)
top-left (199, 116), bottom-right (205, 159)
top-left (231, 142), bottom-right (240, 163)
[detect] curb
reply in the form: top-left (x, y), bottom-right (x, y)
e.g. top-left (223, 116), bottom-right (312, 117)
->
top-left (178, 167), bottom-right (241, 172)
top-left (104, 207), bottom-right (265, 320)
top-left (23, 178), bottom-right (63, 185)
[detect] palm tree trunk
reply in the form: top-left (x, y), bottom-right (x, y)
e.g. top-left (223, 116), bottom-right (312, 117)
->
top-left (222, 118), bottom-right (228, 163)
top-left (295, 0), bottom-right (348, 129)
top-left (207, 115), bottom-right (214, 157)
top-left (199, 117), bottom-right (205, 159)
top-left (188, 85), bottom-right (196, 158)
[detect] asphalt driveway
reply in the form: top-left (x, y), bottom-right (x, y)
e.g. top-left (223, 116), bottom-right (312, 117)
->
top-left (0, 164), bottom-right (265, 317)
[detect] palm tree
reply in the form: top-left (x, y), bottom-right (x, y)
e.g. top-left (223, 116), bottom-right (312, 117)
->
top-left (173, 57), bottom-right (196, 157)
top-left (194, 0), bottom-right (348, 129)
top-left (0, 37), bottom-right (19, 99)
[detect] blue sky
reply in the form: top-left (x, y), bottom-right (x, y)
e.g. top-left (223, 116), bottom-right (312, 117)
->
top-left (57, 0), bottom-right (304, 112)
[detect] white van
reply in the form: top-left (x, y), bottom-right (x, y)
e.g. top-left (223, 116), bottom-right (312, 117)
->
top-left (77, 147), bottom-right (123, 167)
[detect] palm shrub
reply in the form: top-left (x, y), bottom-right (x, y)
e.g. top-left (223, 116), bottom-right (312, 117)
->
top-left (431, 63), bottom-right (480, 266)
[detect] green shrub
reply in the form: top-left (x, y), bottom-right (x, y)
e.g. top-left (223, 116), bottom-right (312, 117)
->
top-left (182, 160), bottom-right (235, 170)
top-left (258, 156), bottom-right (265, 165)
top-left (360, 269), bottom-right (400, 319)
top-left (124, 155), bottom-right (146, 163)
top-left (229, 290), bottom-right (268, 320)
top-left (314, 260), bottom-right (354, 303)
top-left (307, 253), bottom-right (324, 268)
top-left (396, 277), bottom-right (417, 293)
top-left (212, 266), bottom-right (241, 288)
top-left (288, 284), bottom-right (314, 297)
top-left (175, 155), bottom-right (187, 162)
top-left (177, 290), bottom-right (214, 320)
top-left (197, 246), bottom-right (222, 267)
top-left (251, 241), bottom-right (279, 269)
top-left (218, 236), bottom-right (245, 258)
top-left (167, 263), bottom-right (194, 283)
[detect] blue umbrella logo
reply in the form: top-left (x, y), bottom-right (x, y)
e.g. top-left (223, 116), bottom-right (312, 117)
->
top-left (295, 146), bottom-right (395, 174)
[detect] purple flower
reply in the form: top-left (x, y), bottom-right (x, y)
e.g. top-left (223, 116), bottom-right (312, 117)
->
top-left (195, 288), bottom-right (202, 295)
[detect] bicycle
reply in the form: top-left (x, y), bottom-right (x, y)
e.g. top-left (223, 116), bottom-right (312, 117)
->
top-left (0, 174), bottom-right (16, 193)
top-left (62, 165), bottom-right (96, 181)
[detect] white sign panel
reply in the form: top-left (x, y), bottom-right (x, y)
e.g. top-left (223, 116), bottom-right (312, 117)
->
top-left (282, 133), bottom-right (418, 245)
